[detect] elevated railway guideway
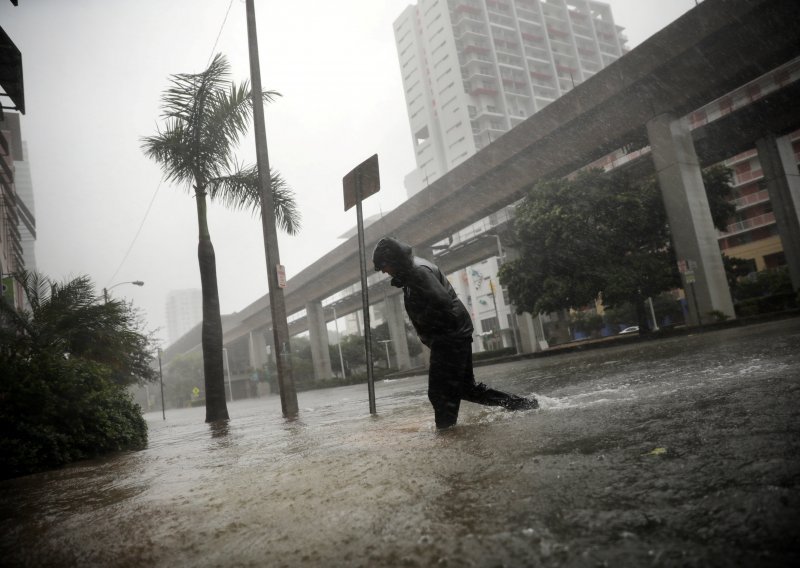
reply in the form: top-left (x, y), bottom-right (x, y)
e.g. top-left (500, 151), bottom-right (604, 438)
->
top-left (206, 0), bottom-right (799, 379)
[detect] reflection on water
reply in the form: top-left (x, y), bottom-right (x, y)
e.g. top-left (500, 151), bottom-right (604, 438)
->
top-left (1, 319), bottom-right (798, 567)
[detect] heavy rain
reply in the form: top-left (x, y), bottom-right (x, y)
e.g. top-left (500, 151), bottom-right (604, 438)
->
top-left (1, 0), bottom-right (799, 566)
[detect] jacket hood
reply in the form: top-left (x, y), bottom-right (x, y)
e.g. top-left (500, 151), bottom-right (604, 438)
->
top-left (372, 237), bottom-right (413, 272)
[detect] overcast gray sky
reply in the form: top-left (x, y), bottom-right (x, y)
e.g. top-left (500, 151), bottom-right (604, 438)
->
top-left (0, 0), bottom-right (697, 346)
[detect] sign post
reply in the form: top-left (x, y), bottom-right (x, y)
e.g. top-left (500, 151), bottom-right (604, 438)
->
top-left (343, 154), bottom-right (380, 415)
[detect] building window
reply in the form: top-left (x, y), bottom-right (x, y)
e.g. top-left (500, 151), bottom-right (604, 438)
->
top-left (415, 126), bottom-right (430, 146)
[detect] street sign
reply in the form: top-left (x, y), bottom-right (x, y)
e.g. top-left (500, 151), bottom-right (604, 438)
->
top-left (342, 154), bottom-right (380, 416)
top-left (343, 154), bottom-right (380, 211)
top-left (276, 264), bottom-right (287, 288)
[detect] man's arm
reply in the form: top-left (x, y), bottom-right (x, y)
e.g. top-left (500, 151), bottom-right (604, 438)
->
top-left (408, 266), bottom-right (453, 313)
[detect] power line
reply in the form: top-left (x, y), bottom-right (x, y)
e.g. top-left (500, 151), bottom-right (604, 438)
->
top-left (207, 0), bottom-right (235, 66)
top-left (106, 181), bottom-right (162, 287)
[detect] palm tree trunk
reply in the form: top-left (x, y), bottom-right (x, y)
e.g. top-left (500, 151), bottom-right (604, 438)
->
top-left (195, 190), bottom-right (229, 423)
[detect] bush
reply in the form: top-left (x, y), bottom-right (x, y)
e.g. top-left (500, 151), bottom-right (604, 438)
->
top-left (734, 292), bottom-right (798, 318)
top-left (0, 353), bottom-right (147, 480)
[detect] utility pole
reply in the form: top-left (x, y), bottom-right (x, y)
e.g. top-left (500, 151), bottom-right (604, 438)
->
top-left (245, 0), bottom-right (298, 418)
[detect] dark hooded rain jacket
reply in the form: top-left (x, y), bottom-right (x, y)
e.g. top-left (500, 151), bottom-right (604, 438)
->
top-left (373, 237), bottom-right (473, 347)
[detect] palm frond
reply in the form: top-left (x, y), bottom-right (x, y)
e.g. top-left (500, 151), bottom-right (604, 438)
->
top-left (140, 120), bottom-right (195, 188)
top-left (208, 166), bottom-right (301, 235)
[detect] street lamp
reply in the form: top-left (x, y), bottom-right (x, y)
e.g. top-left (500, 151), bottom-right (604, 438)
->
top-left (377, 339), bottom-right (392, 369)
top-left (103, 280), bottom-right (144, 303)
top-left (222, 347), bottom-right (234, 402)
top-left (329, 305), bottom-right (346, 380)
top-left (480, 233), bottom-right (521, 355)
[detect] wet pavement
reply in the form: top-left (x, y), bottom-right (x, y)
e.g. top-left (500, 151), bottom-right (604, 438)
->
top-left (1, 318), bottom-right (799, 567)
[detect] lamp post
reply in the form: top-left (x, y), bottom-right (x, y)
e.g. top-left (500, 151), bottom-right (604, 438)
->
top-left (103, 280), bottom-right (144, 303)
top-left (378, 339), bottom-right (392, 369)
top-left (157, 348), bottom-right (166, 420)
top-left (481, 233), bottom-right (521, 354)
top-left (330, 305), bottom-right (346, 380)
top-left (222, 347), bottom-right (234, 402)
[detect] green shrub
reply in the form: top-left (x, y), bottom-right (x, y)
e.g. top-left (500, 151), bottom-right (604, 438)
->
top-left (0, 353), bottom-right (147, 480)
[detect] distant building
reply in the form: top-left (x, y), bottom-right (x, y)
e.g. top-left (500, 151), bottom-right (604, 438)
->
top-left (394, 0), bottom-right (626, 197)
top-left (165, 289), bottom-right (202, 345)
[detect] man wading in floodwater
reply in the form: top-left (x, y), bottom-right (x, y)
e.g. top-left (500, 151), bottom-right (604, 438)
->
top-left (373, 237), bottom-right (538, 429)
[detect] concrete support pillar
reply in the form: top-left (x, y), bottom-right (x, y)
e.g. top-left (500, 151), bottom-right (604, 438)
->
top-left (516, 312), bottom-right (548, 353)
top-left (306, 301), bottom-right (333, 381)
top-left (384, 293), bottom-right (412, 370)
top-left (646, 113), bottom-right (735, 324)
top-left (756, 134), bottom-right (800, 291)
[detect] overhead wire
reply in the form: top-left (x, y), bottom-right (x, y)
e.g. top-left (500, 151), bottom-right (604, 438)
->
top-left (105, 181), bottom-right (162, 287)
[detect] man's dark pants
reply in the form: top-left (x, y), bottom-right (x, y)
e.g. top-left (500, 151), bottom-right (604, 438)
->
top-left (428, 339), bottom-right (526, 429)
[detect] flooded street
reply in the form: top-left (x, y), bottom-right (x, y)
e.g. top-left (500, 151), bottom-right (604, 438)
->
top-left (2, 318), bottom-right (799, 567)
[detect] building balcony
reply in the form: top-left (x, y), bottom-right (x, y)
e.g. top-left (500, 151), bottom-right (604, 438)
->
top-left (731, 168), bottom-right (764, 188)
top-left (720, 211), bottom-right (776, 237)
top-left (546, 26), bottom-right (570, 40)
top-left (530, 70), bottom-right (554, 81)
top-left (521, 32), bottom-right (543, 43)
top-left (470, 87), bottom-right (499, 96)
top-left (463, 69), bottom-right (495, 83)
top-left (463, 44), bottom-right (491, 55)
top-left (454, 4), bottom-right (482, 15)
top-left (732, 189), bottom-right (770, 210)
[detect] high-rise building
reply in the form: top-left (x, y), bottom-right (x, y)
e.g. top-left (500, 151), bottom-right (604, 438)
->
top-left (394, 0), bottom-right (626, 197)
top-left (165, 289), bottom-right (203, 345)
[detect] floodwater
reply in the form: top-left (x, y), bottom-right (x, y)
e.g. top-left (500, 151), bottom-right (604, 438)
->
top-left (2, 318), bottom-right (799, 567)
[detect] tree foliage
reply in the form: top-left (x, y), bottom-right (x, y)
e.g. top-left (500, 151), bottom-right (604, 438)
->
top-left (0, 272), bottom-right (151, 478)
top-left (498, 166), bottom-right (735, 326)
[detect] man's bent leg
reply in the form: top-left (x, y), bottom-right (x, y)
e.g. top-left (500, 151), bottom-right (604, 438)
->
top-left (462, 349), bottom-right (538, 410)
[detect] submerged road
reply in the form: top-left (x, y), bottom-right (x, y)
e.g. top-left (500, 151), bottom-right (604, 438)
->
top-left (1, 318), bottom-right (799, 567)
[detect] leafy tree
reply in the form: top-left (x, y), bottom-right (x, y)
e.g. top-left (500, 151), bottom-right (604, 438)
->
top-left (141, 54), bottom-right (301, 423)
top-left (0, 272), bottom-right (151, 478)
top-left (499, 167), bottom-right (735, 333)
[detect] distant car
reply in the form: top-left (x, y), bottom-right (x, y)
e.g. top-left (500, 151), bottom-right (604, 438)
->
top-left (618, 326), bottom-right (639, 335)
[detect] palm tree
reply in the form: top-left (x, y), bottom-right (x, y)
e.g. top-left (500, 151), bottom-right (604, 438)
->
top-left (141, 54), bottom-right (300, 423)
top-left (0, 270), bottom-right (156, 386)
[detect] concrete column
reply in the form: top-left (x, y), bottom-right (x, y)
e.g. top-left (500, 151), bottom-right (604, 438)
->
top-left (384, 293), bottom-right (412, 370)
top-left (755, 134), bottom-right (800, 291)
top-left (646, 113), bottom-right (735, 324)
top-left (516, 312), bottom-right (548, 353)
top-left (306, 301), bottom-right (333, 381)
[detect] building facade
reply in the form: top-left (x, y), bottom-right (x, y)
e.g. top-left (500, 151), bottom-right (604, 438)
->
top-left (0, 112), bottom-right (26, 310)
top-left (165, 288), bottom-right (203, 345)
top-left (394, 0), bottom-right (626, 196)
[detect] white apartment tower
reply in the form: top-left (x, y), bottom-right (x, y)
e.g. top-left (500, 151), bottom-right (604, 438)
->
top-left (395, 0), bottom-right (626, 196)
top-left (165, 288), bottom-right (203, 345)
